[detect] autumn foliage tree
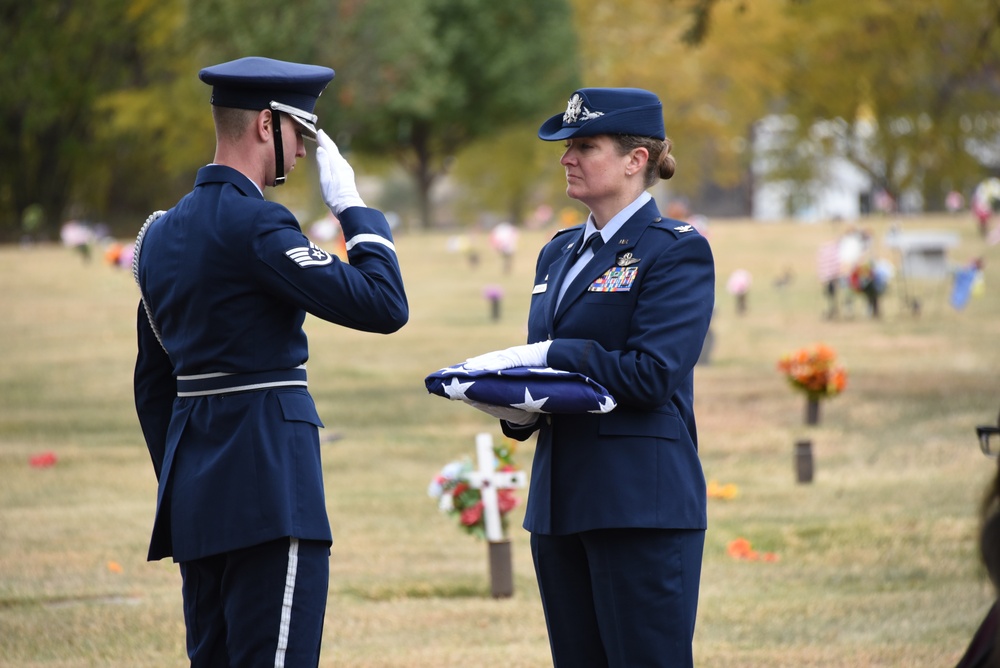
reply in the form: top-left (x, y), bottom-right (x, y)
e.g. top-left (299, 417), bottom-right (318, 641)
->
top-left (3, 0), bottom-right (999, 238)
top-left (568, 0), bottom-right (1000, 214)
top-left (321, 0), bottom-right (579, 229)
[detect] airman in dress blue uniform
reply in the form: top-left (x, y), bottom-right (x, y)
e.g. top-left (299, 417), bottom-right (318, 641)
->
top-left (132, 56), bottom-right (408, 667)
top-left (462, 88), bottom-right (715, 667)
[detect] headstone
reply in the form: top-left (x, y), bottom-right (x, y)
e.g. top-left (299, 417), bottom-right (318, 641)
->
top-left (795, 440), bottom-right (814, 483)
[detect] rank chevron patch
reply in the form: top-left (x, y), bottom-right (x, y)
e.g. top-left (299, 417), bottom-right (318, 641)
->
top-left (285, 242), bottom-right (333, 268)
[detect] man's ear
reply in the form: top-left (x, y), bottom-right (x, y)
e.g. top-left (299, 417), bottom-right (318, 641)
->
top-left (256, 109), bottom-right (273, 143)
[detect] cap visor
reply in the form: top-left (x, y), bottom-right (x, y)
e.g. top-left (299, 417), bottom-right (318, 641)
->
top-left (538, 112), bottom-right (578, 141)
top-left (289, 114), bottom-right (318, 141)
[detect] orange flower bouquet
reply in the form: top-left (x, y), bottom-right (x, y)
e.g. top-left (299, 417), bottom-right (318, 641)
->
top-left (777, 344), bottom-right (847, 425)
top-left (777, 344), bottom-right (847, 401)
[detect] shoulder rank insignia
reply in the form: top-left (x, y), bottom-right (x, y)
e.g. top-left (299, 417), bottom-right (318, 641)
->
top-left (286, 241), bottom-right (333, 268)
top-left (616, 252), bottom-right (640, 267)
top-left (674, 224), bottom-right (695, 233)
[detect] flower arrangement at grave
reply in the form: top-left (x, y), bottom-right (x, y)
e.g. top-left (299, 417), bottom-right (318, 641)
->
top-left (777, 344), bottom-right (847, 401)
top-left (777, 344), bottom-right (847, 425)
top-left (428, 439), bottom-right (522, 540)
top-left (482, 284), bottom-right (504, 322)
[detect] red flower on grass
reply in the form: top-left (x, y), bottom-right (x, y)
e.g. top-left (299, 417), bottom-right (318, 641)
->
top-left (29, 452), bottom-right (58, 468)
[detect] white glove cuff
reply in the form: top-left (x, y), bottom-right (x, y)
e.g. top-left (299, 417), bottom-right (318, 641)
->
top-left (332, 195), bottom-right (366, 216)
top-left (535, 340), bottom-right (552, 366)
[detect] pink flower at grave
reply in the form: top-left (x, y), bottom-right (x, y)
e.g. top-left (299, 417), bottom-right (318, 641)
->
top-left (726, 269), bottom-right (751, 295)
top-left (483, 285), bottom-right (504, 300)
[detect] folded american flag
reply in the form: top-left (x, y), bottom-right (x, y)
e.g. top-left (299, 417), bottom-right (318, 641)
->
top-left (425, 365), bottom-right (617, 414)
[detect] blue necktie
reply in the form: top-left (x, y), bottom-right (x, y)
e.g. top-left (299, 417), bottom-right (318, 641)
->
top-left (578, 232), bottom-right (604, 256)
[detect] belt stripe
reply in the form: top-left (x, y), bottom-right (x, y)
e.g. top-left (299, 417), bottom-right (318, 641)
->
top-left (176, 366), bottom-right (307, 397)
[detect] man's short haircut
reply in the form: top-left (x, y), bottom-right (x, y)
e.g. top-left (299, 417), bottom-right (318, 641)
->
top-left (213, 106), bottom-right (257, 142)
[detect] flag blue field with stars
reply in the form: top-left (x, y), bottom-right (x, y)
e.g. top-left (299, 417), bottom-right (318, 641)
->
top-left (425, 365), bottom-right (617, 414)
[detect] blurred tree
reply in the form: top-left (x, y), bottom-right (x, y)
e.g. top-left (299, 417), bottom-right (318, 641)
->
top-left (449, 122), bottom-right (570, 228)
top-left (570, 0), bottom-right (1000, 215)
top-left (89, 0), bottom-right (206, 232)
top-left (770, 0), bottom-right (1000, 210)
top-left (323, 0), bottom-right (579, 229)
top-left (184, 0), bottom-right (337, 64)
top-left (0, 0), bottom-right (169, 238)
top-left (568, 0), bottom-right (789, 214)
top-left (98, 0), bottom-right (344, 231)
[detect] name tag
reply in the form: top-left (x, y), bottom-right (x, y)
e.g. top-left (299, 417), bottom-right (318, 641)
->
top-left (532, 283), bottom-right (548, 294)
top-left (589, 266), bottom-right (637, 292)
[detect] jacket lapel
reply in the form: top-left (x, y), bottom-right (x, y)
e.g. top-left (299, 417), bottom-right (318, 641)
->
top-left (545, 231), bottom-right (584, 333)
top-left (553, 200), bottom-right (661, 325)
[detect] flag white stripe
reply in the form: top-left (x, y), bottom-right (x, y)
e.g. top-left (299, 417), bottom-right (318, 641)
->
top-left (274, 538), bottom-right (300, 668)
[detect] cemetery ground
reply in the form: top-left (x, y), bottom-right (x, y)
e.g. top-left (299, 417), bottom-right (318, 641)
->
top-left (1, 213), bottom-right (999, 667)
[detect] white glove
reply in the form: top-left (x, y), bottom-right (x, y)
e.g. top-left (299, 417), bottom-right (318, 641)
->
top-left (315, 130), bottom-right (366, 216)
top-left (463, 341), bottom-right (552, 372)
top-left (465, 400), bottom-right (539, 427)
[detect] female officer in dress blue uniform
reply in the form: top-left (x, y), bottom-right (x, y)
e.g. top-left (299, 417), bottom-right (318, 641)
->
top-left (463, 88), bottom-right (715, 667)
top-left (133, 57), bottom-right (408, 667)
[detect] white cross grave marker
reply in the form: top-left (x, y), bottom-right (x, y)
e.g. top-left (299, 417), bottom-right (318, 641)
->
top-left (467, 432), bottom-right (527, 542)
top-left (466, 432), bottom-right (527, 597)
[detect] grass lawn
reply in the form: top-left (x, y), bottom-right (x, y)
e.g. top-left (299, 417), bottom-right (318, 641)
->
top-left (1, 212), bottom-right (998, 666)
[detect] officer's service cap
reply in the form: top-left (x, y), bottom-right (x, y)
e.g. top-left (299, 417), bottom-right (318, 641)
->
top-left (199, 57), bottom-right (335, 139)
top-left (538, 88), bottom-right (665, 142)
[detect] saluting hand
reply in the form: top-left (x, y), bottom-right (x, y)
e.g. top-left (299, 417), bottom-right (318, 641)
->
top-left (315, 130), bottom-right (366, 216)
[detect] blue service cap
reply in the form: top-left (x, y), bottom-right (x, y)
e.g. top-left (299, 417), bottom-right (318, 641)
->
top-left (199, 57), bottom-right (335, 138)
top-left (538, 88), bottom-right (665, 141)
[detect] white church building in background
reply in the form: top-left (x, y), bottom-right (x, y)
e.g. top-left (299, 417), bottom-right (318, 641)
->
top-left (750, 115), bottom-right (925, 222)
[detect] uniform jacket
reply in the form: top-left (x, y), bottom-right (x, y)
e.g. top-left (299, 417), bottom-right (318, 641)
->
top-left (134, 165), bottom-right (407, 562)
top-left (502, 198), bottom-right (714, 535)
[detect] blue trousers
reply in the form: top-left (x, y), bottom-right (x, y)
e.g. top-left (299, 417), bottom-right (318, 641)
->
top-left (179, 537), bottom-right (330, 668)
top-left (531, 528), bottom-right (704, 668)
